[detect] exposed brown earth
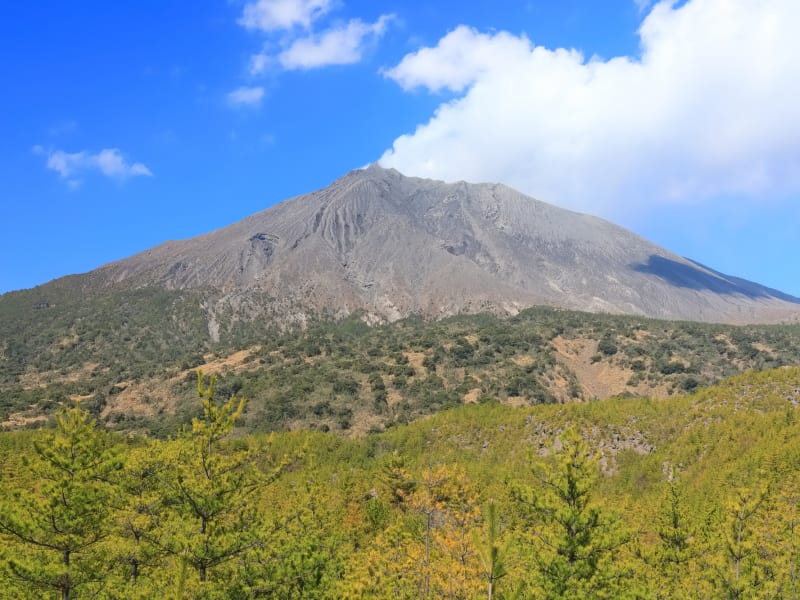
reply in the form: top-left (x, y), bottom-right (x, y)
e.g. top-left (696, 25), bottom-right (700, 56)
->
top-left (550, 336), bottom-right (669, 399)
top-left (99, 346), bottom-right (263, 421)
top-left (463, 388), bottom-right (481, 404)
top-left (20, 362), bottom-right (103, 390)
top-left (404, 351), bottom-right (427, 376)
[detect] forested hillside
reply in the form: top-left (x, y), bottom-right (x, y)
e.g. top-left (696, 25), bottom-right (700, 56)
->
top-left (2, 367), bottom-right (800, 598)
top-left (3, 304), bottom-right (800, 436)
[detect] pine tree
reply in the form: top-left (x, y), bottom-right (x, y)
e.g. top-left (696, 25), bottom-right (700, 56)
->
top-left (474, 500), bottom-right (509, 600)
top-left (236, 476), bottom-right (344, 599)
top-left (380, 450), bottom-right (417, 508)
top-left (157, 371), bottom-right (283, 596)
top-left (706, 481), bottom-right (774, 599)
top-left (407, 464), bottom-right (482, 598)
top-left (638, 479), bottom-right (705, 599)
top-left (408, 465), bottom-right (450, 597)
top-left (768, 475), bottom-right (800, 599)
top-left (513, 429), bottom-right (629, 599)
top-left (108, 441), bottom-right (171, 598)
top-left (341, 464), bottom-right (483, 599)
top-left (0, 402), bottom-right (121, 600)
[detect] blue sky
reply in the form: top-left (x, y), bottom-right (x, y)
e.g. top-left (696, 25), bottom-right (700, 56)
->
top-left (2, 0), bottom-right (799, 297)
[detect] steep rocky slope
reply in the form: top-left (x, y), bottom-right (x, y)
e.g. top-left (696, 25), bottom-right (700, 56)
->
top-left (91, 164), bottom-right (799, 325)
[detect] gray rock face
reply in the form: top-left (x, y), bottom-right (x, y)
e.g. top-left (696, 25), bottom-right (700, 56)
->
top-left (96, 165), bottom-right (799, 324)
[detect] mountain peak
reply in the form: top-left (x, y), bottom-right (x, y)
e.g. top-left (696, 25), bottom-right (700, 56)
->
top-left (74, 168), bottom-right (800, 324)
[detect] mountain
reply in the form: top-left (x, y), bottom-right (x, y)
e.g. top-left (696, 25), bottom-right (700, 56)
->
top-left (3, 166), bottom-right (800, 432)
top-left (88, 164), bottom-right (798, 328)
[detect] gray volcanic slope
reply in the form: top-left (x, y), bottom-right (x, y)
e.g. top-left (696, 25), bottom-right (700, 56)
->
top-left (96, 165), bottom-right (799, 325)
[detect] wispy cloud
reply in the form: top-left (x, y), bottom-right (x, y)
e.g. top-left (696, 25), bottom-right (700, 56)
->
top-left (227, 85), bottom-right (265, 107)
top-left (380, 0), bottom-right (800, 217)
top-left (239, 0), bottom-right (332, 31)
top-left (249, 52), bottom-right (272, 75)
top-left (239, 0), bottom-right (393, 73)
top-left (35, 146), bottom-right (152, 186)
top-left (279, 15), bottom-right (393, 70)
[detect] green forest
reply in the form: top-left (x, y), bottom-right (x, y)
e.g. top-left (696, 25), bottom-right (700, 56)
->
top-left (3, 367), bottom-right (800, 598)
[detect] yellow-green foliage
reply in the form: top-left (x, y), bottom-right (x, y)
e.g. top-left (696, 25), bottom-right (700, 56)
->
top-left (0, 405), bottom-right (122, 599)
top-left (2, 367), bottom-right (800, 597)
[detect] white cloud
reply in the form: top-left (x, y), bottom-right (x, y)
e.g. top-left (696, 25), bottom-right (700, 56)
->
top-left (227, 85), bottom-right (266, 107)
top-left (279, 15), bottom-right (393, 70)
top-left (380, 0), bottom-right (800, 218)
top-left (40, 147), bottom-right (152, 182)
top-left (249, 51), bottom-right (272, 75)
top-left (238, 0), bottom-right (393, 73)
top-left (46, 150), bottom-right (86, 178)
top-left (383, 26), bottom-right (534, 93)
top-left (239, 0), bottom-right (332, 31)
top-left (95, 149), bottom-right (152, 178)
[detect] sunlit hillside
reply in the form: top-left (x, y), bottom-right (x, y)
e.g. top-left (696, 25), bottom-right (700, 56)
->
top-left (2, 367), bottom-right (800, 597)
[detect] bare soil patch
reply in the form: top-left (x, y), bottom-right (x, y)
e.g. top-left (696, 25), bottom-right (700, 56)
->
top-left (550, 335), bottom-right (669, 400)
top-left (463, 388), bottom-right (481, 404)
top-left (404, 351), bottom-right (427, 376)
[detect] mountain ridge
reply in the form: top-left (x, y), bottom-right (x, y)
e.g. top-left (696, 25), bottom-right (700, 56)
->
top-left (76, 164), bottom-right (798, 326)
